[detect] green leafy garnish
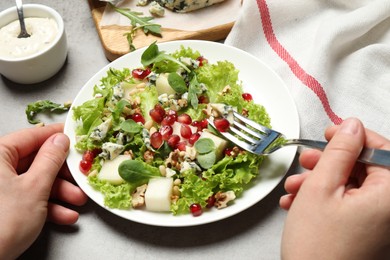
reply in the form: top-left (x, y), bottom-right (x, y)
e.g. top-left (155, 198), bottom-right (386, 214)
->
top-left (141, 42), bottom-right (191, 73)
top-left (187, 72), bottom-right (203, 109)
top-left (109, 3), bottom-right (162, 51)
top-left (194, 138), bottom-right (215, 154)
top-left (196, 152), bottom-right (216, 169)
top-left (194, 138), bottom-right (217, 169)
top-left (26, 100), bottom-right (71, 124)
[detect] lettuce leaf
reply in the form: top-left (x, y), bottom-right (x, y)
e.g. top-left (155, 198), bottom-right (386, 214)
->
top-left (243, 100), bottom-right (271, 128)
top-left (73, 98), bottom-right (105, 135)
top-left (88, 175), bottom-right (133, 209)
top-left (172, 45), bottom-right (202, 60)
top-left (171, 171), bottom-right (214, 215)
top-left (172, 152), bottom-right (264, 215)
top-left (197, 61), bottom-right (240, 101)
top-left (136, 85), bottom-right (159, 122)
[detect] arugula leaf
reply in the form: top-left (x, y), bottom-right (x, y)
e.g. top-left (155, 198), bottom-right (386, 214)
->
top-left (141, 42), bottom-right (191, 73)
top-left (112, 99), bottom-right (130, 124)
top-left (109, 4), bottom-right (162, 51)
top-left (26, 100), bottom-right (71, 124)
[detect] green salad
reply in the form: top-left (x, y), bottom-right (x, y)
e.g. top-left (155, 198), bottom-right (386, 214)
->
top-left (72, 42), bottom-right (271, 216)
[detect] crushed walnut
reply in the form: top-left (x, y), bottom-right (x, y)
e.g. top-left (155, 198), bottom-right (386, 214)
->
top-left (132, 184), bottom-right (147, 208)
top-left (215, 191), bottom-right (236, 209)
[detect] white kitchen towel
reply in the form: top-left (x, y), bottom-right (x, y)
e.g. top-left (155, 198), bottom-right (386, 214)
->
top-left (225, 0), bottom-right (390, 140)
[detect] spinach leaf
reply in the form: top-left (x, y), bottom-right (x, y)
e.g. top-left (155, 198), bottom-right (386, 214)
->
top-left (119, 160), bottom-right (160, 185)
top-left (120, 119), bottom-right (143, 134)
top-left (168, 72), bottom-right (187, 94)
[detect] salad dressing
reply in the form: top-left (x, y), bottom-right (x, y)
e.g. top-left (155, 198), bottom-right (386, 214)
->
top-left (0, 17), bottom-right (58, 59)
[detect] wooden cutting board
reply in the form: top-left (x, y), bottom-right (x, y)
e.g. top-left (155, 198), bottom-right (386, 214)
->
top-left (88, 0), bottom-right (235, 61)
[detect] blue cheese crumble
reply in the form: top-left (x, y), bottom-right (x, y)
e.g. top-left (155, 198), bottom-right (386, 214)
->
top-left (155, 0), bottom-right (226, 13)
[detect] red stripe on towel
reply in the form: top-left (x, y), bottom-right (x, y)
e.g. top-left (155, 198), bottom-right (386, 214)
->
top-left (256, 0), bottom-right (342, 125)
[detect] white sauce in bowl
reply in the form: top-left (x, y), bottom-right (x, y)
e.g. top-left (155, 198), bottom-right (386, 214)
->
top-left (0, 17), bottom-right (58, 59)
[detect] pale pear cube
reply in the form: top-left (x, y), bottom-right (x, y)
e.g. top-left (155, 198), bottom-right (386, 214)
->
top-left (145, 177), bottom-right (174, 212)
top-left (98, 154), bottom-right (130, 185)
top-left (156, 73), bottom-right (176, 95)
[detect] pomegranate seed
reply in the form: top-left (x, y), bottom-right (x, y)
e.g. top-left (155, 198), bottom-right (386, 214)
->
top-left (167, 109), bottom-right (178, 117)
top-left (180, 124), bottom-right (192, 139)
top-left (189, 133), bottom-right (200, 145)
top-left (82, 150), bottom-right (95, 162)
top-left (214, 118), bottom-right (230, 132)
top-left (196, 56), bottom-right (208, 67)
top-left (167, 135), bottom-right (180, 148)
top-left (206, 195), bottom-right (216, 208)
top-left (149, 104), bottom-right (165, 123)
top-left (150, 132), bottom-right (163, 149)
top-left (199, 119), bottom-right (208, 129)
top-left (177, 113), bottom-right (192, 124)
top-left (132, 68), bottom-right (151, 80)
top-left (131, 112), bottom-right (145, 124)
top-left (79, 160), bottom-right (92, 175)
top-left (191, 120), bottom-right (200, 129)
top-left (190, 203), bottom-right (203, 217)
top-left (159, 125), bottom-right (173, 140)
top-left (198, 95), bottom-right (209, 104)
top-left (242, 93), bottom-right (253, 101)
top-left (156, 104), bottom-right (166, 113)
top-left (176, 141), bottom-right (187, 151)
top-left (224, 148), bottom-right (234, 156)
top-left (161, 114), bottom-right (176, 126)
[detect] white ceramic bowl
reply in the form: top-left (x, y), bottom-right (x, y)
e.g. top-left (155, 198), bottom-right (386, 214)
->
top-left (0, 4), bottom-right (67, 84)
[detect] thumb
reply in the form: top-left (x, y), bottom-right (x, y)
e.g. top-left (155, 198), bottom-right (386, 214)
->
top-left (312, 118), bottom-right (364, 192)
top-left (27, 133), bottom-right (70, 191)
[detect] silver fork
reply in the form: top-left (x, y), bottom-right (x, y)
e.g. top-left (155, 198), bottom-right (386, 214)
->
top-left (208, 111), bottom-right (390, 167)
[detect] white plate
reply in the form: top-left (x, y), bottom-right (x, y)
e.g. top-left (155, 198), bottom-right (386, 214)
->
top-left (64, 40), bottom-right (299, 227)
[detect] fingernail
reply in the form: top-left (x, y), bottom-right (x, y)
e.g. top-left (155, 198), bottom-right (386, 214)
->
top-left (52, 133), bottom-right (69, 152)
top-left (340, 118), bottom-right (359, 135)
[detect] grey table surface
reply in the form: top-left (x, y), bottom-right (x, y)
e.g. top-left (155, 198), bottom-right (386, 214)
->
top-left (0, 1), bottom-right (300, 259)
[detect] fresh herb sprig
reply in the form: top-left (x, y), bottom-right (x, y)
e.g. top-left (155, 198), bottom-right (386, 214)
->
top-left (141, 42), bottom-right (202, 108)
top-left (141, 42), bottom-right (191, 72)
top-left (187, 72), bottom-right (203, 109)
top-left (26, 100), bottom-right (71, 124)
top-left (109, 3), bottom-right (162, 51)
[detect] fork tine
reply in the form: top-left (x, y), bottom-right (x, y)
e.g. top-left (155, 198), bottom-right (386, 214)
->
top-left (231, 120), bottom-right (266, 139)
top-left (218, 131), bottom-right (256, 152)
top-left (207, 119), bottom-right (253, 149)
top-left (229, 125), bottom-right (259, 145)
top-left (207, 111), bottom-right (284, 155)
top-left (233, 111), bottom-right (271, 134)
